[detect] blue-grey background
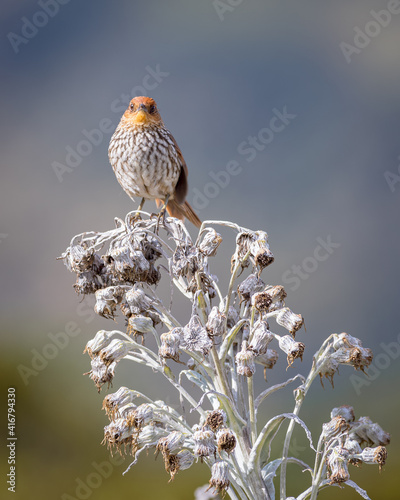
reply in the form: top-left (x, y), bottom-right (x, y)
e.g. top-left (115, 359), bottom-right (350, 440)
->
top-left (1, 1), bottom-right (399, 498)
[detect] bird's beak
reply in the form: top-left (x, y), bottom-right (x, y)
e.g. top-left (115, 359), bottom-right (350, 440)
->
top-left (135, 103), bottom-right (148, 123)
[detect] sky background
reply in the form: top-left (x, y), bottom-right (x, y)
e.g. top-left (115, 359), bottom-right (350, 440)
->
top-left (1, 1), bottom-right (399, 499)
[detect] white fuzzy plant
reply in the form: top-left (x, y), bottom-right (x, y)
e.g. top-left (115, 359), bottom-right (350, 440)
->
top-left (60, 212), bottom-right (389, 500)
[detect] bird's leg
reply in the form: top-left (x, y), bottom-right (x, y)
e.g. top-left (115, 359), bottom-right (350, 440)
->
top-left (155, 195), bottom-right (170, 233)
top-left (131, 197), bottom-right (146, 225)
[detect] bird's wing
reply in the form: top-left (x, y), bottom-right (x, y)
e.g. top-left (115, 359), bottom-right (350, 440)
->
top-left (167, 131), bottom-right (188, 205)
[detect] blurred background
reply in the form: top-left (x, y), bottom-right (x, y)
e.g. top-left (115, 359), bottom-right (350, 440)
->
top-left (1, 0), bottom-right (399, 498)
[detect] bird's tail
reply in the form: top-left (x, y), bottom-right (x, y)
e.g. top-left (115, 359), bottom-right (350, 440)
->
top-left (156, 199), bottom-right (202, 228)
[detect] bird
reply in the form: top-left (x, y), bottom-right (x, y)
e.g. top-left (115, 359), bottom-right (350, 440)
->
top-left (108, 96), bottom-right (201, 228)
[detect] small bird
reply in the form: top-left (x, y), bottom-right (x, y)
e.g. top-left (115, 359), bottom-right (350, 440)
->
top-left (109, 96), bottom-right (201, 228)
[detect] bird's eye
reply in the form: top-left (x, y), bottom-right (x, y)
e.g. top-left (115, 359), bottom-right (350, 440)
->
top-left (129, 103), bottom-right (135, 111)
top-left (149, 105), bottom-right (156, 114)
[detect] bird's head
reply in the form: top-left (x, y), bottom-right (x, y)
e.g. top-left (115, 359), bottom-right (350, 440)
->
top-left (122, 96), bottom-right (163, 127)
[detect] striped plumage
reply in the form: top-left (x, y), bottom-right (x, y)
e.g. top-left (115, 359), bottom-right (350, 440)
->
top-left (108, 96), bottom-right (201, 228)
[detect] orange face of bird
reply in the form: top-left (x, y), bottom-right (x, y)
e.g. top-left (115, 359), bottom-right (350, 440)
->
top-left (122, 96), bottom-right (163, 126)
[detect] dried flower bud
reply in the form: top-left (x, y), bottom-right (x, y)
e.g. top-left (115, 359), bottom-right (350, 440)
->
top-left (181, 316), bottom-right (212, 356)
top-left (99, 338), bottom-right (131, 365)
top-left (127, 315), bottom-right (155, 337)
top-left (216, 428), bottom-right (236, 456)
top-left (344, 436), bottom-right (363, 457)
top-left (193, 427), bottom-right (216, 458)
top-left (332, 347), bottom-right (373, 373)
top-left (352, 417), bottom-right (390, 447)
top-left (326, 447), bottom-right (350, 484)
top-left (74, 270), bottom-right (103, 295)
top-left (276, 308), bottom-right (304, 337)
top-left (167, 450), bottom-right (195, 480)
top-left (85, 357), bottom-right (116, 392)
top-left (159, 329), bottom-right (182, 362)
top-left (266, 285), bottom-right (287, 304)
top-left (322, 416), bottom-right (350, 444)
top-left (318, 357), bottom-right (339, 388)
top-left (249, 231), bottom-right (274, 270)
top-left (236, 341), bottom-right (256, 377)
top-left (129, 404), bottom-right (154, 430)
top-left (206, 307), bottom-right (226, 338)
top-left (255, 349), bottom-right (279, 381)
top-left (237, 274), bottom-right (265, 302)
top-left (124, 287), bottom-right (154, 315)
top-left (331, 406), bottom-right (355, 423)
top-left (199, 229), bottom-right (223, 257)
top-left (251, 291), bottom-right (273, 312)
top-left (94, 286), bottom-right (125, 319)
top-left (227, 306), bottom-right (240, 329)
top-left (102, 387), bottom-right (135, 418)
top-left (249, 319), bottom-right (273, 355)
top-left (206, 409), bottom-right (227, 432)
top-left (157, 431), bottom-right (184, 456)
top-left (103, 417), bottom-right (136, 455)
top-left (207, 461), bottom-right (230, 495)
top-left (332, 332), bottom-right (363, 350)
top-left (84, 330), bottom-right (113, 358)
top-left (277, 335), bottom-right (305, 367)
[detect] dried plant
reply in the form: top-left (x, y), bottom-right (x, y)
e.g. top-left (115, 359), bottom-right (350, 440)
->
top-left (60, 212), bottom-right (389, 499)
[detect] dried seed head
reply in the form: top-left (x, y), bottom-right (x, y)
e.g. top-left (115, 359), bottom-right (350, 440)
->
top-left (266, 285), bottom-right (287, 304)
top-left (248, 319), bottom-right (273, 355)
top-left (159, 329), bottom-right (182, 362)
top-left (326, 447), bottom-right (350, 484)
top-left (332, 346), bottom-right (373, 373)
top-left (216, 428), bottom-right (236, 456)
top-left (250, 232), bottom-right (274, 270)
top-left (236, 341), bottom-right (256, 377)
top-left (127, 315), bottom-right (155, 337)
top-left (129, 404), bottom-right (154, 430)
top-left (167, 450), bottom-right (195, 481)
top-left (102, 387), bottom-right (135, 419)
top-left (207, 461), bottom-right (230, 495)
top-left (85, 357), bottom-right (116, 392)
top-left (344, 435), bottom-right (363, 457)
top-left (193, 427), bottom-right (216, 458)
top-left (103, 417), bottom-right (136, 455)
top-left (277, 335), bottom-right (305, 367)
top-left (206, 409), bottom-right (227, 432)
top-left (318, 357), bottom-right (339, 388)
top-left (74, 271), bottom-right (103, 295)
top-left (94, 286), bottom-right (125, 319)
top-left (124, 287), bottom-right (154, 315)
top-left (116, 403), bottom-right (138, 419)
top-left (181, 315), bottom-right (212, 356)
top-left (358, 446), bottom-right (387, 470)
top-left (199, 229), bottom-right (223, 257)
top-left (351, 417), bottom-right (390, 447)
top-left (255, 349), bottom-right (279, 369)
top-left (237, 274), bottom-right (265, 302)
top-left (99, 338), bottom-right (131, 365)
top-left (276, 308), bottom-right (304, 337)
top-left (206, 307), bottom-right (226, 338)
top-left (251, 291), bottom-right (273, 312)
top-left (227, 306), bottom-right (240, 329)
top-left (322, 416), bottom-right (350, 444)
top-left (61, 244), bottom-right (95, 273)
top-left (84, 330), bottom-right (113, 358)
top-left (331, 406), bottom-right (355, 423)
top-left (156, 431), bottom-right (184, 456)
